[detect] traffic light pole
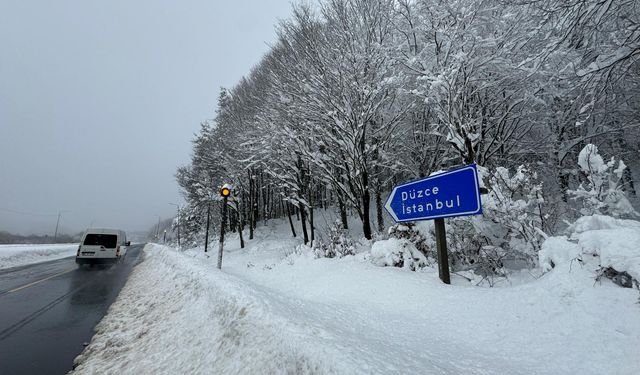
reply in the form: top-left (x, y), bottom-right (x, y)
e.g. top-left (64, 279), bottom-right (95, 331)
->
top-left (217, 185), bottom-right (231, 269)
top-left (217, 195), bottom-right (228, 269)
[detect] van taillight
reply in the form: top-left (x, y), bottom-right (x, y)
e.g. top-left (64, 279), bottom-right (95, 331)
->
top-left (116, 246), bottom-right (121, 256)
top-left (77, 245), bottom-right (81, 256)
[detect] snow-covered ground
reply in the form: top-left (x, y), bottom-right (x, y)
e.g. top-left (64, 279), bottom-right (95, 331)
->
top-left (72, 218), bottom-right (640, 374)
top-left (0, 243), bottom-right (78, 270)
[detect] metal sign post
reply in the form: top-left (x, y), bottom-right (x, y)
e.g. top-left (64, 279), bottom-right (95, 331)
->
top-left (434, 218), bottom-right (450, 284)
top-left (384, 164), bottom-right (483, 284)
top-left (217, 185), bottom-right (231, 269)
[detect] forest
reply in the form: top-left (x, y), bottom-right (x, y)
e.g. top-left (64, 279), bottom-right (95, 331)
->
top-left (175, 0), bottom-right (639, 278)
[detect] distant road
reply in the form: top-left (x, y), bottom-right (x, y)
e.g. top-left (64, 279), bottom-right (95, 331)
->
top-left (0, 244), bottom-right (144, 375)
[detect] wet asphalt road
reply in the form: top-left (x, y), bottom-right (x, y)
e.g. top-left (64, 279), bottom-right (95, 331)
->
top-left (0, 244), bottom-right (144, 375)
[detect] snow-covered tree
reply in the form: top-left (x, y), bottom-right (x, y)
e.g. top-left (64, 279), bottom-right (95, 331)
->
top-left (445, 165), bottom-right (546, 277)
top-left (173, 0), bottom-right (639, 258)
top-left (569, 144), bottom-right (638, 218)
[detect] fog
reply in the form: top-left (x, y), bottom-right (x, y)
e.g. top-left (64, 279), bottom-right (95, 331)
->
top-left (0, 0), bottom-right (293, 235)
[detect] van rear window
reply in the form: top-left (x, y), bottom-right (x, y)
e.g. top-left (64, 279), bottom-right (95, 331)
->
top-left (83, 234), bottom-right (117, 248)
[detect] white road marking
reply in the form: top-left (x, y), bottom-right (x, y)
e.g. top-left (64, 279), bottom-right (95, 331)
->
top-left (8, 268), bottom-right (76, 293)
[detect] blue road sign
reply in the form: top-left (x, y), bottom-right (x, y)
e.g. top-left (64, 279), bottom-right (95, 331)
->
top-left (384, 164), bottom-right (483, 222)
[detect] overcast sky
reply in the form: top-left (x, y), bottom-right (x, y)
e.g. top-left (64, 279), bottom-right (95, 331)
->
top-left (0, 0), bottom-right (294, 235)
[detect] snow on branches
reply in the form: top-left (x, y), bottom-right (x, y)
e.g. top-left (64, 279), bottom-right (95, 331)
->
top-left (569, 144), bottom-right (638, 218)
top-left (175, 0), bottom-right (639, 266)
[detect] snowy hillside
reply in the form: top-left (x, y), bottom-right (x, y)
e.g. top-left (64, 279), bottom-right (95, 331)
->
top-left (72, 219), bottom-right (640, 375)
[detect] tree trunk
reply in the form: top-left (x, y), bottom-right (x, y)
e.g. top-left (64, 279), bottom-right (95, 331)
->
top-left (270, 186), bottom-right (276, 218)
top-left (237, 199), bottom-right (245, 249)
top-left (286, 201), bottom-right (296, 237)
top-left (552, 147), bottom-right (570, 203)
top-left (308, 187), bottom-right (315, 245)
top-left (299, 202), bottom-right (309, 244)
top-left (464, 136), bottom-right (476, 165)
top-left (261, 171), bottom-right (267, 226)
top-left (372, 137), bottom-right (384, 234)
top-left (230, 210), bottom-right (237, 233)
top-left (338, 191), bottom-right (348, 230)
top-left (253, 175), bottom-right (259, 230)
top-left (623, 165), bottom-right (636, 196)
top-left (324, 187), bottom-right (330, 210)
top-left (375, 187), bottom-right (384, 233)
top-left (360, 123), bottom-right (372, 240)
top-left (248, 170), bottom-right (254, 240)
top-left (361, 168), bottom-right (372, 240)
top-left (362, 191), bottom-right (372, 240)
top-left (204, 202), bottom-right (211, 252)
top-left (295, 153), bottom-right (309, 244)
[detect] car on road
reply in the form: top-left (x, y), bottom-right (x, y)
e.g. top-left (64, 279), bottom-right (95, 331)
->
top-left (76, 228), bottom-right (130, 265)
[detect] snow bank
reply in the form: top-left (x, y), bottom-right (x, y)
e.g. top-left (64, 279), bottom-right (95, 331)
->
top-left (538, 236), bottom-right (582, 272)
top-left (217, 222), bottom-right (640, 374)
top-left (540, 215), bottom-right (640, 280)
top-left (580, 229), bottom-right (640, 279)
top-left (71, 244), bottom-right (338, 374)
top-left (0, 243), bottom-right (78, 269)
top-left (568, 214), bottom-right (640, 233)
top-left (74, 218), bottom-right (640, 374)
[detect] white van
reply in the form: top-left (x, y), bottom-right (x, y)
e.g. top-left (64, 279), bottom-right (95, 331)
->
top-left (76, 228), bottom-right (130, 265)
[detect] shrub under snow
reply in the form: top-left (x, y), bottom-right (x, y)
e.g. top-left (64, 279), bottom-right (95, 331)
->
top-left (316, 220), bottom-right (355, 258)
top-left (370, 237), bottom-right (428, 271)
top-left (369, 222), bottom-right (437, 271)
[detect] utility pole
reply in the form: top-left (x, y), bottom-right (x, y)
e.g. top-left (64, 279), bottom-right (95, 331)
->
top-left (169, 203), bottom-right (181, 248)
top-left (54, 212), bottom-right (61, 240)
top-left (54, 210), bottom-right (69, 240)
